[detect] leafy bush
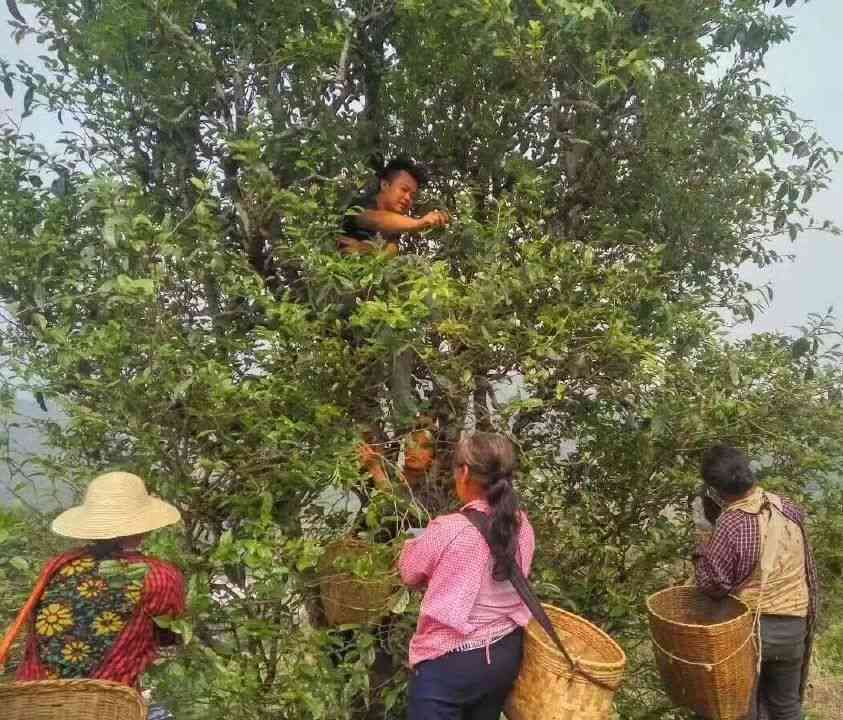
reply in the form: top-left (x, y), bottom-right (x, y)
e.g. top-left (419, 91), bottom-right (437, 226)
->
top-left (1, 0), bottom-right (842, 717)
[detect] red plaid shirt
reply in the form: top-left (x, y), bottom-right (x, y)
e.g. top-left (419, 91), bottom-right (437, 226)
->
top-left (16, 549), bottom-right (185, 687)
top-left (693, 497), bottom-right (818, 622)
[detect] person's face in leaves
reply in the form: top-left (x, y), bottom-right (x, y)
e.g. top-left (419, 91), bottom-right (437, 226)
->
top-left (378, 170), bottom-right (419, 215)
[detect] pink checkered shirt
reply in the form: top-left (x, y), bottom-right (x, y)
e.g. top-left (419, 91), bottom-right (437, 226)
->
top-left (693, 496), bottom-right (818, 623)
top-left (398, 499), bottom-right (535, 667)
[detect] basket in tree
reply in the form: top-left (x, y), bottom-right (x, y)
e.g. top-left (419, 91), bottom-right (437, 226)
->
top-left (318, 537), bottom-right (397, 626)
top-left (647, 586), bottom-right (757, 720)
top-left (0, 679), bottom-right (148, 720)
top-left (504, 603), bottom-right (627, 720)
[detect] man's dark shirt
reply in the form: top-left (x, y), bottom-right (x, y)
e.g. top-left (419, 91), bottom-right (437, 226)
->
top-left (341, 194), bottom-right (400, 245)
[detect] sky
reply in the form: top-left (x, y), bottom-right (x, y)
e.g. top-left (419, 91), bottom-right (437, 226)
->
top-left (735, 2), bottom-right (843, 337)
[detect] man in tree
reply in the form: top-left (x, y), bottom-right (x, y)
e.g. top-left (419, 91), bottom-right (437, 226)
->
top-left (691, 446), bottom-right (818, 720)
top-left (338, 158), bottom-right (450, 256)
top-left (339, 158), bottom-right (449, 428)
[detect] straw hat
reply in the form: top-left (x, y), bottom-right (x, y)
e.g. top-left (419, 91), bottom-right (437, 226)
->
top-left (51, 471), bottom-right (182, 540)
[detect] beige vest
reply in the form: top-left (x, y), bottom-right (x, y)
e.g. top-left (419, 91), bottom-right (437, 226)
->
top-left (728, 488), bottom-right (809, 617)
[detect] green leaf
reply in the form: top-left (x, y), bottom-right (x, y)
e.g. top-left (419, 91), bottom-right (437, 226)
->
top-left (103, 218), bottom-right (117, 247)
top-left (2, 76), bottom-right (12, 98)
top-left (9, 556), bottom-right (29, 571)
top-left (6, 0), bottom-right (25, 24)
top-left (22, 84), bottom-right (34, 116)
top-left (728, 359), bottom-right (740, 387)
top-left (31, 312), bottom-right (47, 330)
top-left (389, 588), bottom-right (410, 614)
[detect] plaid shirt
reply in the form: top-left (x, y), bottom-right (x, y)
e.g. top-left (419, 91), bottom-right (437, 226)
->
top-left (398, 499), bottom-right (535, 667)
top-left (693, 497), bottom-right (818, 622)
top-left (16, 549), bottom-right (185, 687)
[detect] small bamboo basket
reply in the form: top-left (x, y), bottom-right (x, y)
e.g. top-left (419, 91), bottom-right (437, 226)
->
top-left (647, 586), bottom-right (757, 720)
top-left (318, 537), bottom-right (396, 626)
top-left (0, 679), bottom-right (147, 720)
top-left (504, 604), bottom-right (627, 720)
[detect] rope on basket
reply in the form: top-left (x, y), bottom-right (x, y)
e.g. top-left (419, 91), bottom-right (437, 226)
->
top-left (649, 611), bottom-right (760, 673)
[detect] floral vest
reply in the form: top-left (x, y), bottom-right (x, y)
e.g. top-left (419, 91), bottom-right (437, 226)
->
top-left (32, 554), bottom-right (146, 678)
top-left (727, 488), bottom-right (809, 617)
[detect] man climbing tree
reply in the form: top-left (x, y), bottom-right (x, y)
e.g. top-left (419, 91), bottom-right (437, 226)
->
top-left (338, 158), bottom-right (450, 256)
top-left (339, 158), bottom-right (449, 430)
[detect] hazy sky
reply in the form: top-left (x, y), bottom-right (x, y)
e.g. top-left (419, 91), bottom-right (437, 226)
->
top-left (736, 2), bottom-right (843, 337)
top-left (0, 1), bottom-right (840, 340)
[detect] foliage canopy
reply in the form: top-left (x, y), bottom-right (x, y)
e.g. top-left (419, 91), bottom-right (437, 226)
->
top-left (1, 0), bottom-right (842, 717)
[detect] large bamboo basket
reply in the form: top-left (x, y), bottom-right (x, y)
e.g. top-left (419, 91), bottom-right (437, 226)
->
top-left (504, 604), bottom-right (627, 720)
top-left (0, 679), bottom-right (147, 720)
top-left (647, 586), bottom-right (757, 720)
top-left (318, 537), bottom-right (396, 626)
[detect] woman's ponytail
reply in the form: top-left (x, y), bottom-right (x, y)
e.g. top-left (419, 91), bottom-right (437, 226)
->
top-left (454, 433), bottom-right (521, 581)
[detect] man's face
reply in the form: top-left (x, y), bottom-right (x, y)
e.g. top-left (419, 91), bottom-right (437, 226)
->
top-left (377, 170), bottom-right (419, 215)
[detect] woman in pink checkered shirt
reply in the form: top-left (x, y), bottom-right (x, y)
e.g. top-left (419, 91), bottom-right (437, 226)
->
top-left (398, 432), bottom-right (535, 720)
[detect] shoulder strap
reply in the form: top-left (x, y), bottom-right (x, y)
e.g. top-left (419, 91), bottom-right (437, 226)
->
top-left (758, 494), bottom-right (785, 591)
top-left (765, 491), bottom-right (784, 512)
top-left (462, 509), bottom-right (614, 689)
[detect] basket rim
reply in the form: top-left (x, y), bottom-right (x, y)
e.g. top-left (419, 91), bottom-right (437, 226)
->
top-left (0, 678), bottom-right (146, 699)
top-left (528, 603), bottom-right (627, 671)
top-left (645, 586), bottom-right (751, 632)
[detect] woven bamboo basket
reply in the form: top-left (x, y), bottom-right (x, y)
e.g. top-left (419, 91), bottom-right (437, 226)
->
top-left (647, 586), bottom-right (757, 720)
top-left (0, 679), bottom-right (147, 720)
top-left (504, 603), bottom-right (627, 720)
top-left (318, 537), bottom-right (396, 626)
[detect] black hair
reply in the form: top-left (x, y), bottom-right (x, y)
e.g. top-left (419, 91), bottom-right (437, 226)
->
top-left (700, 445), bottom-right (756, 497)
top-left (378, 157), bottom-right (428, 187)
top-left (89, 539), bottom-right (123, 559)
top-left (454, 432), bottom-right (520, 581)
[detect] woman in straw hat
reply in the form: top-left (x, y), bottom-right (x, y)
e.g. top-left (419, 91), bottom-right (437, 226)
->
top-left (1, 471), bottom-right (185, 711)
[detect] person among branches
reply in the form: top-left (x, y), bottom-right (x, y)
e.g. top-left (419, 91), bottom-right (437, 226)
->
top-left (358, 421), bottom-right (436, 492)
top-left (338, 157), bottom-right (450, 256)
top-left (691, 446), bottom-right (818, 720)
top-left (398, 433), bottom-right (534, 720)
top-left (1, 472), bottom-right (186, 720)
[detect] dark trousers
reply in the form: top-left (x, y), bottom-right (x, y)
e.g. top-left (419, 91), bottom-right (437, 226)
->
top-left (407, 628), bottom-right (524, 720)
top-left (750, 615), bottom-right (808, 720)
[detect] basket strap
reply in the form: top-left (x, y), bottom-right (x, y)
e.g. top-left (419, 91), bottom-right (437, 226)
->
top-left (461, 509), bottom-right (618, 691)
top-left (749, 493), bottom-right (785, 674)
top-left (0, 563), bottom-right (56, 668)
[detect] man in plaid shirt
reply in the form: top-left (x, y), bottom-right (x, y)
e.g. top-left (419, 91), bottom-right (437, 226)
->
top-left (692, 446), bottom-right (818, 720)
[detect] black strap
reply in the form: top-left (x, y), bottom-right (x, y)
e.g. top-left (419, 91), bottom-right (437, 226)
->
top-left (462, 509), bottom-right (615, 690)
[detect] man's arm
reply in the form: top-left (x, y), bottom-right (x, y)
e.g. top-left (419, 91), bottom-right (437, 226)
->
top-left (353, 209), bottom-right (449, 234)
top-left (692, 512), bottom-right (759, 598)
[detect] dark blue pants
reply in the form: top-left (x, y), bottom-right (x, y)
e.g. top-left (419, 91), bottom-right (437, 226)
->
top-left (407, 628), bottom-right (524, 720)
